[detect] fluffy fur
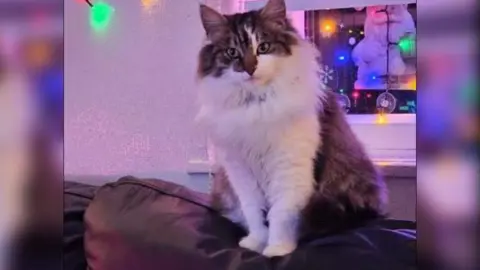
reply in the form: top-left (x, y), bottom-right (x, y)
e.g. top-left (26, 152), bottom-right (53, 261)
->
top-left (196, 0), bottom-right (387, 258)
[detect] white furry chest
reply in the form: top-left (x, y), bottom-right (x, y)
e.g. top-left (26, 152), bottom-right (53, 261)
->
top-left (212, 112), bottom-right (280, 146)
top-left (211, 109), bottom-right (320, 196)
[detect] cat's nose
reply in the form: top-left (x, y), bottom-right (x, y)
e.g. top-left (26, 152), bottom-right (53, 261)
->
top-left (242, 53), bottom-right (257, 76)
top-left (245, 65), bottom-right (256, 76)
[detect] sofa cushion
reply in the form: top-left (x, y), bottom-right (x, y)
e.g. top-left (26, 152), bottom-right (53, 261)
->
top-left (64, 181), bottom-right (99, 270)
top-left (84, 176), bottom-right (416, 270)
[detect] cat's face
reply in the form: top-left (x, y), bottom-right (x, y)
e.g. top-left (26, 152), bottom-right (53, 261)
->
top-left (197, 0), bottom-right (298, 86)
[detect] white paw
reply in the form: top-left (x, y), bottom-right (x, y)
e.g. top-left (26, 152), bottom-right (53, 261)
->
top-left (262, 242), bottom-right (297, 257)
top-left (239, 235), bottom-right (266, 253)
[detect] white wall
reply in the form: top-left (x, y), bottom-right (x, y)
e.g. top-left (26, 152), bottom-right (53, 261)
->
top-left (288, 11), bottom-right (305, 38)
top-left (65, 0), bottom-right (212, 176)
top-left (64, 0), bottom-right (309, 177)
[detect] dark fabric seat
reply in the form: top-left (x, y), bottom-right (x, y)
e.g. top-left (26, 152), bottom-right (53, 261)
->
top-left (64, 176), bottom-right (416, 270)
top-left (64, 181), bottom-right (99, 270)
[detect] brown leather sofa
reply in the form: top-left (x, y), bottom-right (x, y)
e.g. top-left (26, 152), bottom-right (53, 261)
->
top-left (64, 176), bottom-right (416, 270)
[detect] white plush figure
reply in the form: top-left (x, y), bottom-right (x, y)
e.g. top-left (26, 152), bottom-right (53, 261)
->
top-left (352, 5), bottom-right (416, 89)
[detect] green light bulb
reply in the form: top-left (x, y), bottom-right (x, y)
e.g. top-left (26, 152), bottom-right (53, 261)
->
top-left (398, 35), bottom-right (415, 54)
top-left (90, 2), bottom-right (114, 32)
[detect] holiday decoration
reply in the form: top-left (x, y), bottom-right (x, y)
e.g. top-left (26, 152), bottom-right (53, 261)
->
top-left (336, 93), bottom-right (351, 112)
top-left (24, 38), bottom-right (53, 69)
top-left (398, 100), bottom-right (416, 113)
top-left (376, 92), bottom-right (397, 113)
top-left (305, 5), bottom-right (416, 115)
top-left (141, 0), bottom-right (161, 13)
top-left (91, 2), bottom-right (114, 31)
top-left (141, 0), bottom-right (158, 9)
top-left (318, 64), bottom-right (334, 90)
top-left (407, 78), bottom-right (416, 90)
top-left (348, 37), bottom-right (357, 46)
top-left (334, 49), bottom-right (349, 64)
top-left (376, 113), bottom-right (388, 124)
top-left (319, 18), bottom-right (337, 38)
top-left (83, 0), bottom-right (114, 32)
top-left (398, 34), bottom-right (416, 58)
top-left (351, 5), bottom-right (416, 89)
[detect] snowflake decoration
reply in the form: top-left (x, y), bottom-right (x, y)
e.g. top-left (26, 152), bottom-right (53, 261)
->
top-left (318, 64), bottom-right (334, 89)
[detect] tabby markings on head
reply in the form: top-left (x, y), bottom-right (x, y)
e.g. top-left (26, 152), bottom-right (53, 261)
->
top-left (197, 1), bottom-right (299, 79)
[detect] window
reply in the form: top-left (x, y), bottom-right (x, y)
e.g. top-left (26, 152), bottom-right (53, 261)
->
top-left (305, 4), bottom-right (417, 115)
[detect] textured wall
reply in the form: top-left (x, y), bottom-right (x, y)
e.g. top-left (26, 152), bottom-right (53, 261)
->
top-left (65, 0), bottom-right (310, 176)
top-left (65, 0), bottom-right (212, 175)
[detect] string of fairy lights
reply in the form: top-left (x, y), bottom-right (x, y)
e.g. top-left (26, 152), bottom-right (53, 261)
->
top-left (80, 0), bottom-right (114, 32)
top-left (309, 7), bottom-right (416, 123)
top-left (81, 0), bottom-right (165, 31)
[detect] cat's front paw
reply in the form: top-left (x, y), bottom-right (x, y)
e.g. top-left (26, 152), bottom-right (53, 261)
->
top-left (262, 242), bottom-right (296, 257)
top-left (239, 234), bottom-right (266, 253)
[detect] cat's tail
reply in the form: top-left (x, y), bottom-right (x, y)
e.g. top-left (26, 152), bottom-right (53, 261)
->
top-left (301, 189), bottom-right (387, 234)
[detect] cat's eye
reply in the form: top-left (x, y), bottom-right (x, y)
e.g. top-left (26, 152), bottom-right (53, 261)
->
top-left (225, 48), bottom-right (239, 58)
top-left (257, 42), bottom-right (271, 54)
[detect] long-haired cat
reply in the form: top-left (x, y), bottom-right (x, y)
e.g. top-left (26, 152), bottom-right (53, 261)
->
top-left (196, 0), bottom-right (387, 257)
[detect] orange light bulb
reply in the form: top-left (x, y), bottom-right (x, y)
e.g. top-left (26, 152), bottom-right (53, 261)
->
top-left (408, 79), bottom-right (416, 90)
top-left (319, 19), bottom-right (337, 37)
top-left (376, 114), bottom-right (387, 125)
top-left (141, 0), bottom-right (158, 10)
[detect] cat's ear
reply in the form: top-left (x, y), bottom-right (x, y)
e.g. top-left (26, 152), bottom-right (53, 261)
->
top-left (260, 0), bottom-right (287, 27)
top-left (199, 4), bottom-right (227, 39)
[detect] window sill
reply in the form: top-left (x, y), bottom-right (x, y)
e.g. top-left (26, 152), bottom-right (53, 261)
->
top-left (347, 114), bottom-right (416, 163)
top-left (187, 159), bottom-right (416, 178)
top-left (346, 113), bottom-right (415, 125)
top-left (188, 114), bottom-right (416, 178)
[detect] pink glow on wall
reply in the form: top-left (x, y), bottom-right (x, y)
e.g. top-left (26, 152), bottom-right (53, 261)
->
top-left (65, 0), bottom-right (208, 176)
top-left (288, 11), bottom-right (305, 38)
top-left (240, 1), bottom-right (305, 37)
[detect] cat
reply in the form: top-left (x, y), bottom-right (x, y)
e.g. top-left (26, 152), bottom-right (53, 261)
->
top-left (196, 0), bottom-right (387, 258)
